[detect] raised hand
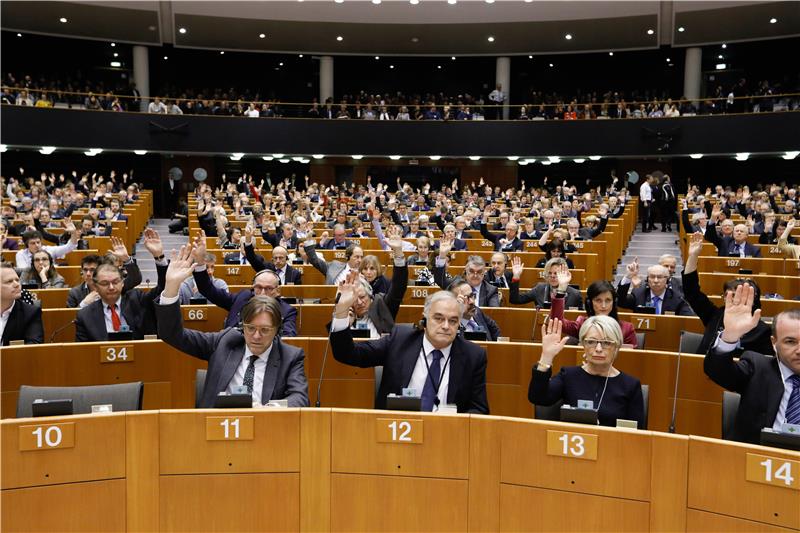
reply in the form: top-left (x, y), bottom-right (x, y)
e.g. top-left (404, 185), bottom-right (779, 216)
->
top-left (721, 284), bottom-right (762, 343)
top-left (711, 204), bottom-right (722, 222)
top-left (625, 257), bottom-right (640, 279)
top-left (192, 230), bottom-right (208, 264)
top-left (143, 228), bottom-right (164, 258)
top-left (511, 256), bottom-right (524, 279)
top-left (334, 270), bottom-right (360, 319)
top-left (163, 244), bottom-right (197, 297)
top-left (556, 264), bottom-right (572, 290)
top-left (688, 231), bottom-right (704, 257)
top-left (438, 236), bottom-right (454, 257)
top-left (320, 231), bottom-right (330, 245)
top-left (540, 318), bottom-right (569, 364)
top-left (386, 226), bottom-right (404, 253)
top-left (109, 236), bottom-right (130, 263)
top-left (243, 224), bottom-right (255, 246)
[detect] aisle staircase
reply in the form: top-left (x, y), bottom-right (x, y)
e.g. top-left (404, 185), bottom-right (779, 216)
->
top-left (133, 218), bottom-right (188, 285)
top-left (615, 228), bottom-right (683, 283)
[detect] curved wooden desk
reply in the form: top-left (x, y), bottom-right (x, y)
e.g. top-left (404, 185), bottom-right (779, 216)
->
top-left (2, 410), bottom-right (798, 532)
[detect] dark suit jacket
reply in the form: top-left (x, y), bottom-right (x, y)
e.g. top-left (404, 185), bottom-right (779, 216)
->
top-left (434, 238), bottom-right (466, 251)
top-left (75, 263), bottom-right (166, 342)
top-left (261, 230), bottom-right (298, 251)
top-left (330, 325), bottom-right (489, 413)
top-left (433, 265), bottom-right (500, 307)
top-left (485, 271), bottom-right (513, 290)
top-left (194, 268), bottom-right (297, 337)
top-left (155, 300), bottom-right (308, 408)
top-left (1, 300), bottom-right (43, 345)
top-left (480, 223), bottom-right (523, 252)
top-left (704, 347), bottom-right (785, 443)
top-left (468, 309), bottom-right (501, 341)
top-left (510, 282), bottom-right (583, 309)
top-left (243, 243), bottom-right (303, 285)
top-left (321, 238), bottom-right (351, 250)
top-left (705, 222), bottom-right (762, 257)
top-left (616, 282), bottom-right (694, 316)
top-left (66, 260), bottom-right (143, 308)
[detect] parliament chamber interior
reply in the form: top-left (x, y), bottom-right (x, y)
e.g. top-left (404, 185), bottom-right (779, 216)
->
top-left (1, 1), bottom-right (799, 532)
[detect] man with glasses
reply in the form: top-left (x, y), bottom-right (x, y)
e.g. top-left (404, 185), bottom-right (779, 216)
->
top-left (75, 228), bottom-right (167, 341)
top-left (617, 260), bottom-right (694, 316)
top-left (67, 237), bottom-right (142, 308)
top-left (330, 284), bottom-right (488, 413)
top-left (191, 233), bottom-right (297, 337)
top-left (433, 240), bottom-right (500, 307)
top-left (510, 257), bottom-right (583, 309)
top-left (156, 245), bottom-right (308, 408)
top-left (448, 279), bottom-right (501, 341)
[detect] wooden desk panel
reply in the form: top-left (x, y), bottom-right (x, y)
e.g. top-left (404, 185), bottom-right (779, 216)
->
top-left (1, 413), bottom-right (126, 489)
top-left (698, 256), bottom-right (788, 276)
top-left (159, 409), bottom-right (301, 475)
top-left (160, 473), bottom-right (300, 533)
top-left (330, 409), bottom-right (469, 479)
top-left (699, 272), bottom-right (800, 300)
top-left (1, 479), bottom-right (126, 533)
top-left (686, 509), bottom-right (797, 533)
top-left (330, 474), bottom-right (468, 533)
top-left (687, 436), bottom-right (800, 530)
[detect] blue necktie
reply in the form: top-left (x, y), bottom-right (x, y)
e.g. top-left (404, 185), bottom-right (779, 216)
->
top-left (421, 350), bottom-right (444, 412)
top-left (652, 296), bottom-right (662, 315)
top-left (786, 375), bottom-right (800, 425)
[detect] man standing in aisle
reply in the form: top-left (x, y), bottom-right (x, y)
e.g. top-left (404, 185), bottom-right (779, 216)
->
top-left (639, 175), bottom-right (654, 232)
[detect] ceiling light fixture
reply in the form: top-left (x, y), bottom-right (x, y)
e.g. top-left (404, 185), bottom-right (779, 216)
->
top-left (84, 151), bottom-right (98, 157)
top-left (735, 152), bottom-right (750, 161)
top-left (16, 33), bottom-right (22, 37)
top-left (647, 29), bottom-right (654, 35)
top-left (300, 159), bottom-right (310, 164)
top-left (588, 155), bottom-right (601, 160)
top-left (548, 156), bottom-right (561, 163)
top-left (230, 153), bottom-right (244, 161)
top-left (769, 17), bottom-right (777, 24)
top-left (721, 43), bottom-right (727, 49)
top-left (529, 55), bottom-right (533, 59)
top-left (541, 161), bottom-right (552, 166)
top-left (375, 56), bottom-right (380, 60)
top-left (716, 63), bottom-right (726, 70)
top-left (608, 52), bottom-right (614, 56)
top-left (0, 145), bottom-right (8, 153)
top-left (259, 33), bottom-right (266, 38)
top-left (179, 27), bottom-right (187, 34)
top-left (410, 0), bottom-right (420, 4)
top-left (352, 155), bottom-right (364, 160)
top-left (429, 155), bottom-right (442, 160)
top-left (299, 54), bottom-right (303, 57)
top-left (372, 0), bottom-right (381, 4)
top-left (113, 52), bottom-right (118, 57)
top-left (335, 0), bottom-right (343, 3)
top-left (389, 65), bottom-right (395, 69)
top-left (565, 34), bottom-right (572, 40)
top-left (678, 26), bottom-right (685, 32)
top-left (519, 161), bottom-right (529, 166)
top-left (279, 158), bottom-right (291, 163)
top-left (524, 158), bottom-right (537, 164)
top-left (447, 0), bottom-right (456, 4)
top-left (59, 17), bottom-right (68, 23)
top-left (312, 154), bottom-right (325, 159)
top-left (110, 61), bottom-right (121, 67)
top-left (718, 54), bottom-right (723, 59)
top-left (262, 156), bottom-right (274, 161)
top-left (468, 156), bottom-right (481, 161)
top-left (549, 63), bottom-right (554, 67)
top-left (110, 42), bottom-right (116, 47)
top-left (279, 62), bottom-right (284, 66)
top-left (336, 36), bottom-right (343, 41)
top-left (783, 151), bottom-right (799, 160)
top-left (689, 153), bottom-right (703, 159)
top-left (452, 56), bottom-right (456, 60)
top-left (163, 56), bottom-right (168, 60)
top-left (485, 0), bottom-right (495, 3)
top-left (292, 156), bottom-right (304, 162)
top-left (134, 150), bottom-right (148, 155)
top-left (389, 155), bottom-right (402, 160)
top-left (220, 51), bottom-right (225, 55)
top-left (411, 37), bottom-right (419, 43)
top-left (437, 65), bottom-right (442, 69)
top-left (87, 148), bottom-right (103, 155)
top-left (272, 153), bottom-right (285, 158)
top-left (507, 156), bottom-right (519, 161)
top-left (39, 146), bottom-right (57, 155)
top-left (573, 158), bottom-right (586, 163)
top-left (666, 58), bottom-right (671, 62)
top-left (487, 36), bottom-right (495, 42)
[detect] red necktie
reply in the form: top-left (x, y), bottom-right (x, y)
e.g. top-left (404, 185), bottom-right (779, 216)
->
top-left (109, 304), bottom-right (121, 332)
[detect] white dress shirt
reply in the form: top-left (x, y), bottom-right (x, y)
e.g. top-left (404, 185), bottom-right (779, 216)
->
top-left (103, 297), bottom-right (128, 332)
top-left (407, 336), bottom-right (452, 411)
top-left (226, 343), bottom-right (274, 405)
top-left (0, 301), bottom-right (15, 341)
top-left (15, 240), bottom-right (78, 270)
top-left (640, 182), bottom-right (652, 203)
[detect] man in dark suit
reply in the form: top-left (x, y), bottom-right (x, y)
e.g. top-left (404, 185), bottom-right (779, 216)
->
top-left (705, 221), bottom-right (762, 257)
top-left (448, 278), bottom-right (501, 341)
top-left (156, 246), bottom-right (308, 408)
top-left (330, 287), bottom-right (489, 413)
top-left (617, 261), bottom-right (694, 316)
top-left (192, 234), bottom-right (297, 337)
top-left (432, 242), bottom-right (499, 307)
top-left (1, 262), bottom-right (43, 345)
top-left (329, 237), bottom-right (408, 337)
top-left (320, 225), bottom-right (351, 250)
top-left (434, 224), bottom-right (467, 251)
top-left (67, 239), bottom-right (142, 307)
top-left (509, 257), bottom-right (583, 309)
top-left (243, 240), bottom-right (302, 285)
top-left (704, 288), bottom-right (800, 443)
top-left (261, 221), bottom-right (299, 251)
top-left (480, 213), bottom-right (523, 252)
top-left (486, 252), bottom-right (513, 289)
top-left (75, 228), bottom-right (167, 341)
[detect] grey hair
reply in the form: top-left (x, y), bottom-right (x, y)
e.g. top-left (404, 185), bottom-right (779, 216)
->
top-left (772, 309), bottom-right (800, 337)
top-left (423, 290), bottom-right (464, 319)
top-left (465, 255), bottom-right (486, 270)
top-left (658, 254), bottom-right (676, 264)
top-left (544, 257), bottom-right (568, 272)
top-left (579, 315), bottom-right (623, 352)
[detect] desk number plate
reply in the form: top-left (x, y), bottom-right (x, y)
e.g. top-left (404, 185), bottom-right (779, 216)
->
top-left (745, 453), bottom-right (799, 490)
top-left (546, 430), bottom-right (598, 461)
top-left (376, 418), bottom-right (423, 444)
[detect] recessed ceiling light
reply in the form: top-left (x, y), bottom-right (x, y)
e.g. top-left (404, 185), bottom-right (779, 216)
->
top-left (372, 0), bottom-right (381, 4)
top-left (279, 159), bottom-right (291, 164)
top-left (259, 33), bottom-right (266, 39)
top-left (179, 27), bottom-right (187, 34)
top-left (529, 55), bottom-right (533, 59)
top-left (437, 65), bottom-right (442, 69)
top-left (469, 156), bottom-right (481, 161)
top-left (718, 54), bottom-right (724, 59)
top-left (16, 33), bottom-right (22, 37)
top-left (134, 150), bottom-right (148, 155)
top-left (678, 26), bottom-right (685, 32)
top-left (716, 63), bottom-right (727, 70)
top-left (299, 54), bottom-right (303, 57)
top-left (541, 161), bottom-right (551, 166)
top-left (389, 155), bottom-right (402, 160)
top-left (524, 158), bottom-right (537, 164)
top-left (507, 156), bottom-right (519, 161)
top-left (447, 0), bottom-right (456, 4)
top-left (783, 151), bottom-right (799, 160)
top-left (110, 42), bottom-right (116, 47)
top-left (113, 52), bottom-right (118, 57)
top-left (451, 56), bottom-right (456, 60)
top-left (666, 58), bottom-right (671, 62)
top-left (735, 152), bottom-right (750, 161)
top-left (573, 158), bottom-right (586, 164)
top-left (300, 159), bottom-right (310, 164)
top-left (335, 0), bottom-right (344, 3)
top-left (110, 61), bottom-right (121, 67)
top-left (525, 0), bottom-right (533, 2)
top-left (262, 156), bottom-right (274, 161)
top-left (352, 155), bottom-right (364, 160)
top-left (485, 0), bottom-right (495, 3)
top-left (721, 43), bottom-right (727, 49)
top-left (375, 56), bottom-right (380, 60)
top-left (647, 29), bottom-right (654, 35)
top-left (608, 52), bottom-right (614, 56)
top-left (411, 37), bottom-right (419, 43)
top-left (548, 156), bottom-right (561, 163)
top-left (59, 17), bottom-right (68, 23)
top-left (769, 17), bottom-right (777, 24)
top-left (487, 36), bottom-right (495, 42)
top-left (313, 154), bottom-right (325, 159)
top-left (565, 34), bottom-right (572, 40)
top-left (292, 156), bottom-right (305, 162)
top-left (430, 155), bottom-right (442, 160)
top-left (549, 63), bottom-right (554, 67)
top-left (279, 62), bottom-right (284, 66)
top-left (39, 146), bottom-right (57, 155)
top-left (588, 155), bottom-right (601, 160)
top-left (230, 153), bottom-right (244, 161)
top-left (689, 154), bottom-right (703, 159)
top-left (336, 36), bottom-right (343, 41)
top-left (519, 161), bottom-right (529, 166)
top-left (163, 56), bottom-right (168, 60)
top-left (390, 65), bottom-right (394, 69)
top-left (410, 0), bottom-right (420, 4)
top-left (220, 51), bottom-right (225, 55)
top-left (273, 153), bottom-right (285, 158)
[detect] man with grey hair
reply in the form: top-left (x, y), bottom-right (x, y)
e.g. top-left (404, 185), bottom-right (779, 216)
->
top-left (432, 240), bottom-right (500, 307)
top-left (179, 252), bottom-right (228, 304)
top-left (618, 260), bottom-right (693, 315)
top-left (330, 283), bottom-right (489, 413)
top-left (510, 257), bottom-right (582, 309)
top-left (657, 253), bottom-right (683, 298)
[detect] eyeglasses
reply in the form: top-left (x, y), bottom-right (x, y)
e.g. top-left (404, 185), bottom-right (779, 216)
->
top-left (242, 323), bottom-right (277, 336)
top-left (253, 284), bottom-right (278, 294)
top-left (466, 269), bottom-right (485, 277)
top-left (95, 278), bottom-right (122, 288)
top-left (582, 339), bottom-right (617, 350)
top-left (647, 275), bottom-right (667, 280)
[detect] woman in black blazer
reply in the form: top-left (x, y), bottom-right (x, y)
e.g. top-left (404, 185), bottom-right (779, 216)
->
top-left (529, 315), bottom-right (645, 428)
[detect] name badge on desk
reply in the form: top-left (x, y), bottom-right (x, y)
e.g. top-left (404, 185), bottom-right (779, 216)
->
top-left (402, 388), bottom-right (418, 397)
top-left (577, 400), bottom-right (594, 410)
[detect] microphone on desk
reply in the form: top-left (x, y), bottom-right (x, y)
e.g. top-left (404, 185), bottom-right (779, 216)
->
top-left (668, 331), bottom-right (685, 434)
top-left (315, 292), bottom-right (342, 407)
top-left (49, 319), bottom-right (77, 343)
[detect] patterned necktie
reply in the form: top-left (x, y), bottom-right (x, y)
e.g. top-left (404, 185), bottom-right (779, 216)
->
top-left (652, 296), bottom-right (662, 315)
top-left (786, 375), bottom-right (800, 425)
top-left (109, 304), bottom-right (121, 332)
top-left (242, 355), bottom-right (258, 394)
top-left (421, 350), bottom-right (444, 412)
